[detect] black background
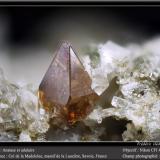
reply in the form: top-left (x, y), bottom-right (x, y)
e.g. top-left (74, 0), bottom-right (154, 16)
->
top-left (3, 5), bottom-right (160, 48)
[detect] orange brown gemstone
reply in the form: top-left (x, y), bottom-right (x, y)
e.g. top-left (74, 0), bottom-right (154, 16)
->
top-left (38, 42), bottom-right (99, 125)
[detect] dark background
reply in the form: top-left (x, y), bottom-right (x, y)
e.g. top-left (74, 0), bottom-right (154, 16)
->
top-left (0, 6), bottom-right (159, 84)
top-left (0, 5), bottom-right (159, 91)
top-left (1, 6), bottom-right (160, 49)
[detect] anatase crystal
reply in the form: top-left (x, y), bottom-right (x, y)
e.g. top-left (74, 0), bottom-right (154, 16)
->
top-left (39, 42), bottom-right (99, 125)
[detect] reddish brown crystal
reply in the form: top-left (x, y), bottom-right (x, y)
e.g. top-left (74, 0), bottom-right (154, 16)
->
top-left (39, 42), bottom-right (99, 125)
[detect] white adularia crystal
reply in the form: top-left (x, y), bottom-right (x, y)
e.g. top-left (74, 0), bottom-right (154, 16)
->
top-left (83, 41), bottom-right (132, 96)
top-left (0, 68), bottom-right (49, 141)
top-left (86, 39), bottom-right (160, 141)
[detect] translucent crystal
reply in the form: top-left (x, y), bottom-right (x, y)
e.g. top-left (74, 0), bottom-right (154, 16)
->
top-left (87, 107), bottom-right (103, 124)
top-left (86, 41), bottom-right (131, 96)
top-left (39, 42), bottom-right (99, 125)
top-left (0, 132), bottom-right (17, 141)
top-left (18, 131), bottom-right (31, 142)
top-left (98, 41), bottom-right (131, 68)
top-left (0, 68), bottom-right (49, 141)
top-left (87, 39), bottom-right (160, 141)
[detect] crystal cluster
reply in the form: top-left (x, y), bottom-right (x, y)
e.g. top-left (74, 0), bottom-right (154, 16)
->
top-left (0, 38), bottom-right (160, 141)
top-left (0, 68), bottom-right (49, 141)
top-left (85, 39), bottom-right (160, 141)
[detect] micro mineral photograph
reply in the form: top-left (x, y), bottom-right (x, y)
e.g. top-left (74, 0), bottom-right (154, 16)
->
top-left (0, 6), bottom-right (160, 142)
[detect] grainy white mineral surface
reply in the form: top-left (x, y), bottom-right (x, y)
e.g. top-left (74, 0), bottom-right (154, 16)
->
top-left (0, 69), bottom-right (49, 141)
top-left (85, 38), bottom-right (160, 141)
top-left (1, 38), bottom-right (160, 141)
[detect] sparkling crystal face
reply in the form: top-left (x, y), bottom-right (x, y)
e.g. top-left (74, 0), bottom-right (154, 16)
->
top-left (39, 42), bottom-right (99, 125)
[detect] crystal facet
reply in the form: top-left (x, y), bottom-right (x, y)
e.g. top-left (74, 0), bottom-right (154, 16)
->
top-left (39, 42), bottom-right (99, 125)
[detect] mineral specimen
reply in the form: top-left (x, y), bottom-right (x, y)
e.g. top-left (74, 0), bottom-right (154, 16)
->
top-left (1, 38), bottom-right (160, 142)
top-left (85, 39), bottom-right (160, 141)
top-left (39, 42), bottom-right (99, 125)
top-left (0, 68), bottom-right (49, 141)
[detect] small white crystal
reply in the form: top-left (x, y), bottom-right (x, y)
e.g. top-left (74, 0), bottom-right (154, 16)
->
top-left (88, 107), bottom-right (103, 124)
top-left (91, 68), bottom-right (109, 95)
top-left (89, 41), bottom-right (132, 95)
top-left (18, 131), bottom-right (31, 142)
top-left (82, 55), bottom-right (92, 77)
top-left (98, 41), bottom-right (131, 67)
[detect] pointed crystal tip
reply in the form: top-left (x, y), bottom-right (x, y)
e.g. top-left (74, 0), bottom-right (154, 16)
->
top-left (61, 41), bottom-right (70, 48)
top-left (38, 42), bottom-right (99, 125)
